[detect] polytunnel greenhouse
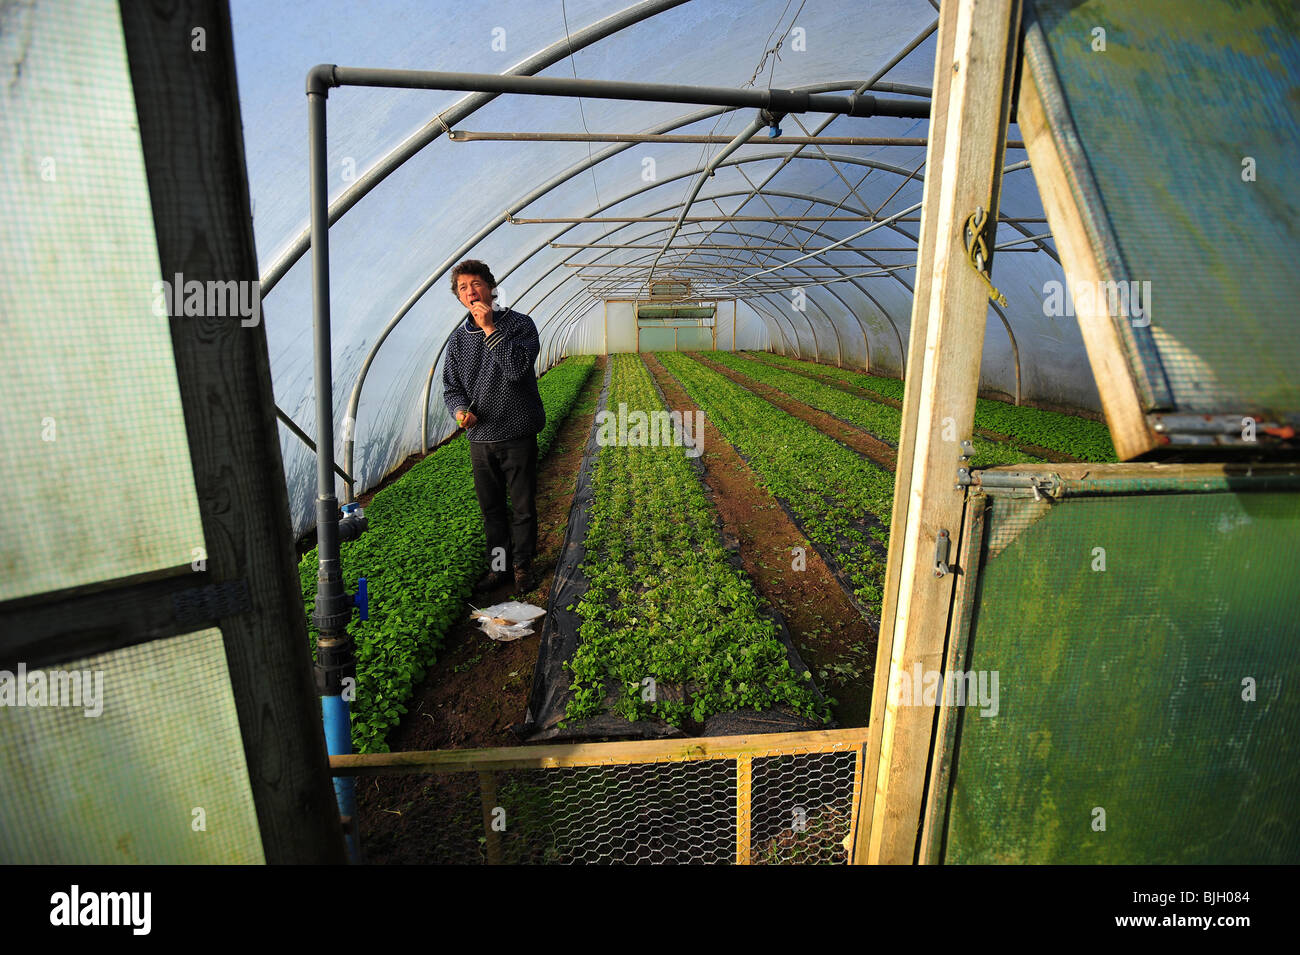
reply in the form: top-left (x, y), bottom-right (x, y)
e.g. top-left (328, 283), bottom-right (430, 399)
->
top-left (2, 0), bottom-right (1298, 875)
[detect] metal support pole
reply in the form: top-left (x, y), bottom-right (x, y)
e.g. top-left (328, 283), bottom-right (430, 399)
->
top-left (275, 405), bottom-right (356, 485)
top-left (307, 82), bottom-right (358, 865)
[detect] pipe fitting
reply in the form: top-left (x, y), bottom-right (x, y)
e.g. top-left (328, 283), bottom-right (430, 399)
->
top-left (313, 633), bottom-right (356, 697)
top-left (338, 502), bottom-right (368, 542)
top-left (307, 63), bottom-right (339, 96)
top-left (759, 109), bottom-right (786, 138)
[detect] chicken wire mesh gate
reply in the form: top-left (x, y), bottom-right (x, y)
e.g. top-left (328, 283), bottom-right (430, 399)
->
top-left (332, 728), bottom-right (868, 864)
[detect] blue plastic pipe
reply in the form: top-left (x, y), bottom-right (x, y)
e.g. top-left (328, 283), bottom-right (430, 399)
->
top-left (321, 695), bottom-right (358, 862)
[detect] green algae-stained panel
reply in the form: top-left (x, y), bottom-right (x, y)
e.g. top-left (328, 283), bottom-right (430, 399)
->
top-left (944, 487), bottom-right (1300, 864)
top-left (0, 0), bottom-right (206, 601)
top-left (1030, 0), bottom-right (1300, 420)
top-left (0, 628), bottom-right (264, 864)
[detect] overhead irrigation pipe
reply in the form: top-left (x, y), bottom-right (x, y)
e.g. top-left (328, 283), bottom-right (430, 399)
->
top-left (309, 66), bottom-right (933, 119)
top-left (450, 130), bottom-right (1013, 147)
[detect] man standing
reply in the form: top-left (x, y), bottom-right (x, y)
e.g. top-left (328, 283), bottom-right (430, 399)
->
top-left (442, 260), bottom-right (546, 595)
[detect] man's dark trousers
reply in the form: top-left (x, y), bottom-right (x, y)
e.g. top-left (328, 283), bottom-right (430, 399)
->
top-left (469, 434), bottom-right (539, 572)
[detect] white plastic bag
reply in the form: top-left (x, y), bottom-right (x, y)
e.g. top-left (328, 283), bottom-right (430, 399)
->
top-left (469, 600), bottom-right (546, 642)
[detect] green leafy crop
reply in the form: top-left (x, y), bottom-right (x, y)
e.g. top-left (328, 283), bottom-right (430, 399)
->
top-left (749, 350), bottom-right (1115, 462)
top-left (709, 351), bottom-right (1038, 468)
top-left (300, 355), bottom-right (596, 753)
top-left (657, 351), bottom-right (894, 614)
top-left (564, 353), bottom-right (828, 728)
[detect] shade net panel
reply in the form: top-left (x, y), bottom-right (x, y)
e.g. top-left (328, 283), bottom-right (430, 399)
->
top-left (934, 465), bottom-right (1300, 864)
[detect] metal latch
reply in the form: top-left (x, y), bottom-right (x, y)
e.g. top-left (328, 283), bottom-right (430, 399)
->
top-left (957, 469), bottom-right (1064, 501)
top-left (934, 528), bottom-right (952, 577)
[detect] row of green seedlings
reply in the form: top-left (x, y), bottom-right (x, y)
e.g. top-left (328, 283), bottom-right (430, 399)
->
top-left (565, 352), bottom-right (830, 728)
top-left (656, 351), bottom-right (894, 614)
top-left (702, 350), bottom-right (1039, 469)
top-left (749, 350), bottom-right (1117, 461)
top-left (300, 354), bottom-right (597, 753)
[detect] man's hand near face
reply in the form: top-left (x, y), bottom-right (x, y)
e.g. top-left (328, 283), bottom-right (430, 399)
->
top-left (468, 301), bottom-right (494, 334)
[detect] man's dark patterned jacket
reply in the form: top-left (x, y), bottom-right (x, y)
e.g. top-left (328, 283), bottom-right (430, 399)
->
top-left (441, 305), bottom-right (546, 443)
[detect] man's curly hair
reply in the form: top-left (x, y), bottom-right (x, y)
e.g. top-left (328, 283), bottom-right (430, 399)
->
top-left (450, 260), bottom-right (498, 300)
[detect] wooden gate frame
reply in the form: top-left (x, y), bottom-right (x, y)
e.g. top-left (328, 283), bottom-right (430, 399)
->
top-left (332, 727), bottom-right (869, 865)
top-left (855, 0), bottom-right (1023, 865)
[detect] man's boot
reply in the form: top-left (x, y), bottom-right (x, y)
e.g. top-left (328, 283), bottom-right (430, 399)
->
top-left (513, 563), bottom-right (535, 594)
top-left (474, 569), bottom-right (511, 594)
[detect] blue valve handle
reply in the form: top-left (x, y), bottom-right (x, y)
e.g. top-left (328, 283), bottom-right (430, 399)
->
top-left (351, 577), bottom-right (369, 621)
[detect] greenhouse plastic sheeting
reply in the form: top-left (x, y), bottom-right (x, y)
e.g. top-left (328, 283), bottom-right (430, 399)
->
top-left (228, 0), bottom-right (1091, 535)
